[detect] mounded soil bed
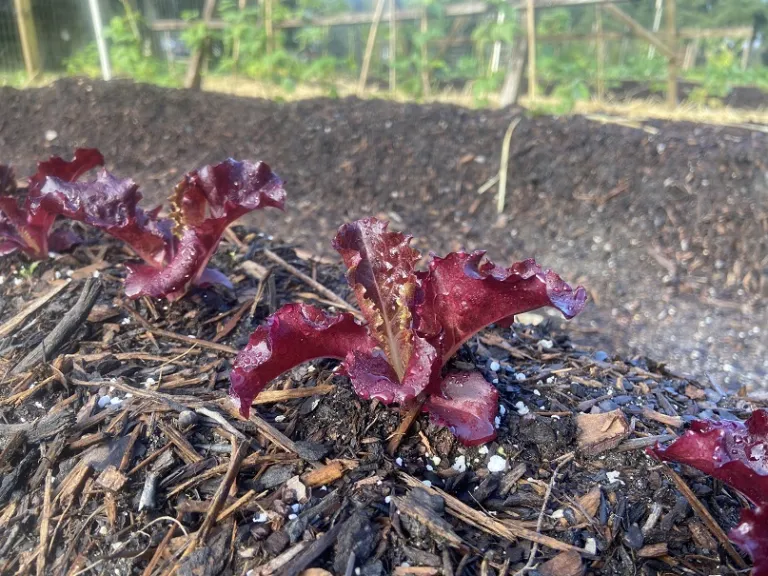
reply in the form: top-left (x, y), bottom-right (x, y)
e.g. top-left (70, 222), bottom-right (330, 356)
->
top-left (1, 77), bottom-right (767, 575)
top-left (1, 78), bottom-right (766, 390)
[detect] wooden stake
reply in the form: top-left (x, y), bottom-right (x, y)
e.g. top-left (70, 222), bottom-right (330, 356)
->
top-left (648, 0), bottom-right (663, 58)
top-left (525, 0), bottom-right (536, 101)
top-left (232, 0), bottom-right (247, 65)
top-left (596, 6), bottom-right (605, 101)
top-left (665, 0), bottom-right (677, 108)
top-left (265, 0), bottom-right (274, 54)
top-left (499, 10), bottom-right (526, 107)
top-left (13, 0), bottom-right (41, 80)
top-left (358, 0), bottom-right (387, 95)
top-left (184, 0), bottom-right (218, 90)
top-left (389, 0), bottom-right (396, 93)
top-left (420, 9), bottom-right (431, 97)
top-left (87, 0), bottom-right (112, 80)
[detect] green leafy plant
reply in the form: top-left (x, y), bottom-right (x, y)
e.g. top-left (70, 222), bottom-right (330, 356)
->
top-left (66, 15), bottom-right (178, 86)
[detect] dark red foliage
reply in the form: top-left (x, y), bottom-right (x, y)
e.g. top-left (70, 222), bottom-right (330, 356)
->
top-left (40, 158), bottom-right (285, 301)
top-left (37, 170), bottom-right (173, 266)
top-left (416, 252), bottom-right (587, 363)
top-left (231, 217), bottom-right (586, 445)
top-left (230, 303), bottom-right (376, 414)
top-left (649, 410), bottom-right (768, 575)
top-left (424, 371), bottom-right (500, 447)
top-left (0, 149), bottom-right (104, 258)
top-left (123, 159), bottom-right (285, 300)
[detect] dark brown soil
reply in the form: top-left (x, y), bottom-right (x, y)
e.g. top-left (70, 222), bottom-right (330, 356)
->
top-left (1, 78), bottom-right (766, 393)
top-left (0, 232), bottom-right (762, 575)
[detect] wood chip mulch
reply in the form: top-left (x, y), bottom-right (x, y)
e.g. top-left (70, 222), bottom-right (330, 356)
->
top-left (0, 227), bottom-right (761, 576)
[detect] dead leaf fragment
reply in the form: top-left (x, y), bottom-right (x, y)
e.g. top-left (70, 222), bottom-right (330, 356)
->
top-left (96, 465), bottom-right (127, 492)
top-left (575, 486), bottom-right (601, 520)
top-left (538, 550), bottom-right (584, 576)
top-left (576, 409), bottom-right (630, 456)
top-left (301, 459), bottom-right (358, 488)
top-left (637, 542), bottom-right (668, 558)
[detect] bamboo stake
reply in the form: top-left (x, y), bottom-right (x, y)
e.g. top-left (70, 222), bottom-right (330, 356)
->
top-left (13, 0), bottom-right (40, 80)
top-left (265, 0), bottom-right (274, 54)
top-left (648, 0), bottom-right (663, 58)
top-left (389, 0), bottom-right (396, 93)
top-left (525, 0), bottom-right (536, 101)
top-left (87, 0), bottom-right (112, 80)
top-left (596, 6), bottom-right (605, 101)
top-left (420, 8), bottom-right (430, 97)
top-left (358, 0), bottom-right (387, 95)
top-left (665, 0), bottom-right (677, 109)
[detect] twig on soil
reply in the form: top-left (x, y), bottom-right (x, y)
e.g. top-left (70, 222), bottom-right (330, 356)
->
top-left (280, 517), bottom-right (348, 576)
top-left (661, 464), bottom-right (749, 569)
top-left (35, 469), bottom-right (53, 576)
top-left (477, 174), bottom-right (499, 195)
top-left (497, 117), bottom-right (521, 214)
top-left (185, 439), bottom-right (250, 553)
top-left (0, 408), bottom-right (73, 448)
top-left (148, 327), bottom-right (238, 355)
top-left (262, 249), bottom-right (362, 318)
top-left (399, 473), bottom-right (594, 557)
top-left (512, 452), bottom-right (574, 575)
top-left (388, 394), bottom-right (427, 456)
top-left (12, 278), bottom-right (102, 375)
top-left (250, 385), bottom-right (335, 405)
top-left (0, 279), bottom-right (70, 340)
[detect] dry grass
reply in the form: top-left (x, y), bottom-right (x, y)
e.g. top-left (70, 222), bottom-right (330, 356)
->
top-left (203, 74), bottom-right (768, 129)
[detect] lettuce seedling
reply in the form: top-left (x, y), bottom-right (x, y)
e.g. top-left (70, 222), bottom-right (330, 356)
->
top-left (38, 155), bottom-right (285, 301)
top-left (230, 217), bottom-right (586, 445)
top-left (650, 410), bottom-right (768, 575)
top-left (0, 149), bottom-right (105, 258)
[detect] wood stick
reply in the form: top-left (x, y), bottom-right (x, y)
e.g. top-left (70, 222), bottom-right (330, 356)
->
top-left (525, 0), bottom-right (536, 101)
top-left (662, 464), bottom-right (748, 569)
top-left (35, 469), bottom-right (53, 576)
top-left (358, 0), bottom-right (387, 95)
top-left (0, 280), bottom-right (69, 340)
top-left (496, 117), bottom-right (521, 214)
top-left (389, 0), bottom-right (396, 93)
top-left (420, 9), bottom-right (430, 96)
top-left (399, 473), bottom-right (595, 557)
top-left (148, 327), bottom-right (239, 355)
top-left (665, 0), bottom-right (677, 108)
top-left (596, 6), bottom-right (605, 100)
top-left (262, 249), bottom-right (361, 318)
top-left (251, 385), bottom-right (335, 405)
top-left (189, 440), bottom-right (249, 550)
top-left (12, 278), bottom-right (102, 375)
top-left (388, 394), bottom-right (427, 456)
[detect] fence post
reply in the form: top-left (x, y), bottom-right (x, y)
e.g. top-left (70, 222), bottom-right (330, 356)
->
top-left (87, 0), bottom-right (112, 81)
top-left (13, 0), bottom-right (41, 80)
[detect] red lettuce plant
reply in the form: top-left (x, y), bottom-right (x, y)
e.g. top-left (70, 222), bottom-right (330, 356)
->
top-left (650, 410), bottom-right (768, 575)
top-left (230, 218), bottom-right (586, 445)
top-left (0, 149), bottom-right (105, 258)
top-left (37, 154), bottom-right (285, 301)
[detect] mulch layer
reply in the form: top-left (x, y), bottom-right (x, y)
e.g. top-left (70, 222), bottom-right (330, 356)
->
top-left (0, 230), bottom-right (763, 576)
top-left (0, 79), bottom-right (767, 392)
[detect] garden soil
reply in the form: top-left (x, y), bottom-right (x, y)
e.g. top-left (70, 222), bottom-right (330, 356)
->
top-left (1, 78), bottom-right (766, 391)
top-left (1, 79), bottom-right (767, 575)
